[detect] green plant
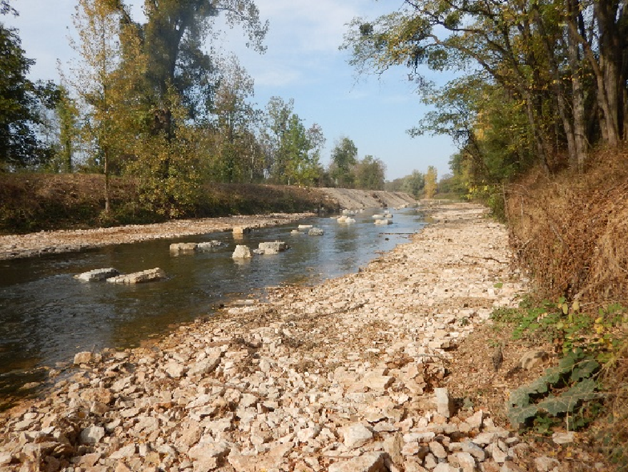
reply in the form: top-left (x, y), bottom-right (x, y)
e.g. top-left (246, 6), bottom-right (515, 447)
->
top-left (507, 348), bottom-right (602, 431)
top-left (491, 299), bottom-right (626, 357)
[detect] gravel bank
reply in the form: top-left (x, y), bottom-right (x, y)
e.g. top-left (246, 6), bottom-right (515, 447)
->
top-left (0, 203), bottom-right (604, 471)
top-left (0, 214), bottom-right (313, 261)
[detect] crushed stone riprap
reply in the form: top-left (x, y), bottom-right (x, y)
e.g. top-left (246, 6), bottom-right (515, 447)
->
top-left (0, 203), bottom-right (605, 471)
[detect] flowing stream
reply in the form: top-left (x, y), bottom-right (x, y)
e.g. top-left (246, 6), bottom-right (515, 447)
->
top-left (0, 208), bottom-right (425, 404)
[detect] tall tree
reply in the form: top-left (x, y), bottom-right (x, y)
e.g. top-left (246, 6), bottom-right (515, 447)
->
top-left (206, 55), bottom-right (262, 183)
top-left (0, 16), bottom-right (57, 170)
top-left (136, 0), bottom-right (267, 137)
top-left (69, 0), bottom-right (127, 212)
top-left (329, 136), bottom-right (358, 188)
top-left (424, 166), bottom-right (437, 199)
top-left (354, 155), bottom-right (386, 190)
top-left (343, 0), bottom-right (628, 175)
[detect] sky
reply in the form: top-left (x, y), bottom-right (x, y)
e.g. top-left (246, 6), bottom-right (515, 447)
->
top-left (4, 0), bottom-right (458, 181)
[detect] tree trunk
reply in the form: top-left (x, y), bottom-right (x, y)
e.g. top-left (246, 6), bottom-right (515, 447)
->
top-left (593, 1), bottom-right (622, 145)
top-left (533, 6), bottom-right (577, 167)
top-left (104, 148), bottom-right (111, 214)
top-left (566, 0), bottom-right (588, 171)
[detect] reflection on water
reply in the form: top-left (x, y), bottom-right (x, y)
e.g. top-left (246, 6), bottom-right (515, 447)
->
top-left (0, 208), bottom-right (424, 401)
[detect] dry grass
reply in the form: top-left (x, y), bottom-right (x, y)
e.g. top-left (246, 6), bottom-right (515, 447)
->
top-left (505, 147), bottom-right (628, 469)
top-left (506, 147), bottom-right (628, 307)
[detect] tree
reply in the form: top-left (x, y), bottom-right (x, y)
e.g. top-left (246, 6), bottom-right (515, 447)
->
top-left (133, 0), bottom-right (267, 137)
top-left (354, 155), bottom-right (386, 190)
top-left (54, 85), bottom-right (80, 173)
top-left (402, 170), bottom-right (424, 198)
top-left (0, 20), bottom-right (56, 170)
top-left (343, 0), bottom-right (628, 176)
top-left (205, 55), bottom-right (260, 183)
top-left (261, 97), bottom-right (322, 185)
top-left (69, 0), bottom-right (128, 212)
top-left (424, 166), bottom-right (437, 199)
top-left (329, 137), bottom-right (358, 187)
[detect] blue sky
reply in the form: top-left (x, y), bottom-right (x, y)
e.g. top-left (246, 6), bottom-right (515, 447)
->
top-left (4, 0), bottom-right (457, 181)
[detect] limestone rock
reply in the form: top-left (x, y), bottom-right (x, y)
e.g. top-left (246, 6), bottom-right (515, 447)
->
top-left (196, 241), bottom-right (223, 251)
top-left (308, 228), bottom-right (324, 236)
top-left (341, 423), bottom-right (373, 448)
top-left (519, 350), bottom-right (549, 370)
top-left (329, 452), bottom-right (387, 472)
top-left (258, 241), bottom-right (289, 255)
top-left (74, 267), bottom-right (120, 282)
top-left (74, 351), bottom-right (94, 365)
top-left (374, 218), bottom-right (392, 226)
top-left (232, 245), bottom-right (252, 259)
top-left (233, 226), bottom-right (252, 235)
top-left (169, 242), bottom-right (198, 254)
top-left (435, 388), bottom-right (455, 418)
top-left (552, 431), bottom-right (575, 445)
top-left (106, 268), bottom-right (166, 284)
top-left (79, 426), bottom-right (105, 445)
top-left (534, 456), bottom-right (560, 472)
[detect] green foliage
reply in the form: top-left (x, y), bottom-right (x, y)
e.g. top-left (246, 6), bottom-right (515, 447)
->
top-left (329, 137), bottom-right (358, 188)
top-left (507, 349), bottom-right (601, 430)
top-left (354, 155), bottom-right (386, 190)
top-left (491, 299), bottom-right (626, 357)
top-left (0, 23), bottom-right (57, 170)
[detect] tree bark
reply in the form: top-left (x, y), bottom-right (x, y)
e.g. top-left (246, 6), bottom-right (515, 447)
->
top-left (566, 0), bottom-right (588, 171)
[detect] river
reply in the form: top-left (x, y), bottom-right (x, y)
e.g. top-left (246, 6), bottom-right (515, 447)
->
top-left (0, 208), bottom-right (424, 406)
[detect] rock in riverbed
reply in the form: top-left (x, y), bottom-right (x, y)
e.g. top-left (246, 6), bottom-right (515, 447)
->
top-left (74, 268), bottom-right (120, 282)
top-left (106, 267), bottom-right (166, 284)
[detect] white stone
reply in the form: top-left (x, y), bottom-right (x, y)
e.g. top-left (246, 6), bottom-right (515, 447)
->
top-left (328, 452), bottom-right (386, 472)
top-left (519, 350), bottom-right (549, 370)
top-left (534, 456), bottom-right (560, 472)
top-left (106, 267), bottom-right (166, 284)
top-left (233, 226), bottom-right (251, 235)
top-left (196, 241), bottom-right (223, 251)
top-left (73, 351), bottom-right (93, 365)
top-left (435, 387), bottom-right (454, 418)
top-left (232, 245), bottom-right (252, 259)
top-left (308, 228), bottom-right (325, 236)
top-left (341, 423), bottom-right (373, 448)
top-left (374, 218), bottom-right (392, 226)
top-left (552, 431), bottom-right (575, 445)
top-left (169, 242), bottom-right (198, 253)
top-left (165, 360), bottom-right (186, 378)
top-left (79, 426), bottom-right (105, 445)
top-left (74, 268), bottom-right (120, 282)
top-left (258, 241), bottom-right (289, 254)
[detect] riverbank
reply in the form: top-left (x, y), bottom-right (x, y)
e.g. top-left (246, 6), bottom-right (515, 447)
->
top-left (0, 203), bottom-right (608, 471)
top-left (0, 213), bottom-right (314, 261)
top-left (0, 187), bottom-right (416, 261)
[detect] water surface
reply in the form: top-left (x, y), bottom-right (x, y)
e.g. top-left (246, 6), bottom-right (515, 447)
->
top-left (0, 208), bottom-right (424, 402)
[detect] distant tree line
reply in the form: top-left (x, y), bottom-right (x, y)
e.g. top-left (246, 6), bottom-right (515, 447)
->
top-left (0, 0), bottom-right (389, 219)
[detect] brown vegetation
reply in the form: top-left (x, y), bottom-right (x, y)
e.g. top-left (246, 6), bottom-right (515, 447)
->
top-left (0, 174), bottom-right (335, 234)
top-left (504, 148), bottom-right (628, 468)
top-left (506, 147), bottom-right (628, 307)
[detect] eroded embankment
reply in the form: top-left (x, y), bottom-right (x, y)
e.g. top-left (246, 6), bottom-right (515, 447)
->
top-left (0, 203), bottom-right (605, 472)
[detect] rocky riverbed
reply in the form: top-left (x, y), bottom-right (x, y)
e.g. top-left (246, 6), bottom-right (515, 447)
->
top-left (0, 203), bottom-right (606, 471)
top-left (0, 214), bottom-right (313, 261)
